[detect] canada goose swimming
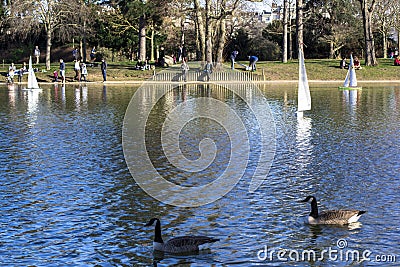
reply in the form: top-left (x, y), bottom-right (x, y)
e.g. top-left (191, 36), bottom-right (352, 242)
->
top-left (145, 218), bottom-right (219, 253)
top-left (301, 196), bottom-right (366, 225)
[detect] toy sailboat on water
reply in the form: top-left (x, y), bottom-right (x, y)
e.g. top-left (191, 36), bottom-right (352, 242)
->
top-left (338, 54), bottom-right (362, 90)
top-left (23, 56), bottom-right (42, 91)
top-left (297, 48), bottom-right (311, 118)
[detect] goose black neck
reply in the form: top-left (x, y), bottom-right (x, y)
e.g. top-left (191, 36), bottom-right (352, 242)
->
top-left (309, 197), bottom-right (319, 218)
top-left (154, 219), bottom-right (163, 243)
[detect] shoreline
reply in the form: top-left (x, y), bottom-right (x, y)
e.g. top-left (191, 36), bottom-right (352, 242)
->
top-left (3, 80), bottom-right (400, 86)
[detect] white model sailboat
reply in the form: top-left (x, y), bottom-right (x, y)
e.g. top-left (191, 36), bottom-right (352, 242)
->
top-left (297, 48), bottom-right (311, 118)
top-left (25, 56), bottom-right (41, 90)
top-left (338, 54), bottom-right (362, 90)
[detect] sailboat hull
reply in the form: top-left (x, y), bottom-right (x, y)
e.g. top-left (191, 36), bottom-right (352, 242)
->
top-left (338, 86), bottom-right (362, 91)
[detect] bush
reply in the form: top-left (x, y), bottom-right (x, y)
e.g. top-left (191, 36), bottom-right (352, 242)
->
top-left (250, 37), bottom-right (281, 61)
top-left (95, 47), bottom-right (113, 61)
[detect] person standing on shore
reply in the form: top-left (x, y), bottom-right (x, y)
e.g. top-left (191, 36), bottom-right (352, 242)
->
top-left (230, 50), bottom-right (238, 69)
top-left (59, 59), bottom-right (66, 83)
top-left (203, 61), bottom-right (213, 81)
top-left (74, 59), bottom-right (81, 81)
top-left (101, 58), bottom-right (107, 82)
top-left (72, 48), bottom-right (79, 61)
top-left (34, 46), bottom-right (40, 64)
top-left (81, 62), bottom-right (88, 82)
top-left (181, 58), bottom-right (189, 82)
top-left (18, 66), bottom-right (24, 83)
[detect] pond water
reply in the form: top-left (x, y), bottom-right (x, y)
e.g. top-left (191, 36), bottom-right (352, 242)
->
top-left (0, 83), bottom-right (399, 266)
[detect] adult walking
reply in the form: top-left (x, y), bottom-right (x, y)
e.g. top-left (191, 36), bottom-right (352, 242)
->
top-left (101, 58), bottom-right (107, 82)
top-left (74, 60), bottom-right (81, 81)
top-left (181, 58), bottom-right (189, 82)
top-left (90, 47), bottom-right (96, 62)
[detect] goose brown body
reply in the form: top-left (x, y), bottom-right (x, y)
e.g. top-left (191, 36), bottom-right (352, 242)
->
top-left (301, 196), bottom-right (366, 225)
top-left (145, 218), bottom-right (219, 253)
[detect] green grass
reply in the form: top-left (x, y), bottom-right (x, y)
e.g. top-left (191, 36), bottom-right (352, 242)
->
top-left (252, 58), bottom-right (400, 81)
top-left (2, 58), bottom-right (400, 83)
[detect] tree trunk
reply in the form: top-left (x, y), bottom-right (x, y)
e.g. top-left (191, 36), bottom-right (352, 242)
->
top-left (289, 25), bottom-right (293, 60)
top-left (398, 29), bottom-right (400, 54)
top-left (359, 0), bottom-right (378, 66)
top-left (138, 15), bottom-right (146, 62)
top-left (80, 39), bottom-right (83, 60)
top-left (205, 0), bottom-right (212, 62)
top-left (382, 30), bottom-right (387, 59)
top-left (296, 0), bottom-right (304, 55)
top-left (82, 20), bottom-right (87, 62)
top-left (45, 29), bottom-right (52, 70)
top-left (194, 0), bottom-right (205, 61)
top-left (150, 25), bottom-right (155, 62)
top-left (216, 8), bottom-right (226, 64)
top-left (180, 17), bottom-right (185, 45)
top-left (282, 0), bottom-right (288, 63)
top-left (329, 41), bottom-right (334, 59)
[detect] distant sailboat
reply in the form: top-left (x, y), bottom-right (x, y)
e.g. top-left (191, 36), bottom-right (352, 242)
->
top-left (338, 54), bottom-right (362, 90)
top-left (24, 56), bottom-right (41, 90)
top-left (297, 48), bottom-right (311, 118)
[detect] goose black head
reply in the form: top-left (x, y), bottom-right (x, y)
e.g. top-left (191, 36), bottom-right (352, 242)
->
top-left (301, 196), bottom-right (318, 218)
top-left (145, 218), bottom-right (163, 243)
top-left (301, 196), bottom-right (316, 203)
top-left (145, 218), bottom-right (160, 227)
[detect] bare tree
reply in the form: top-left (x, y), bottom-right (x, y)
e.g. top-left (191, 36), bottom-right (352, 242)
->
top-left (296, 0), bottom-right (304, 54)
top-left (374, 0), bottom-right (399, 58)
top-left (282, 0), bottom-right (289, 62)
top-left (193, 0), bottom-right (206, 61)
top-left (393, 1), bottom-right (400, 53)
top-left (3, 0), bottom-right (88, 70)
top-left (358, 0), bottom-right (378, 66)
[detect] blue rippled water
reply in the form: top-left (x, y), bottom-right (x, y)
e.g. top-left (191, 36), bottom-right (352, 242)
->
top-left (0, 83), bottom-right (399, 266)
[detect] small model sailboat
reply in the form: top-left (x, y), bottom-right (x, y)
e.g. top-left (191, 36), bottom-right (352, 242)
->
top-left (297, 48), bottom-right (311, 118)
top-left (24, 56), bottom-right (41, 90)
top-left (338, 54), bottom-right (362, 90)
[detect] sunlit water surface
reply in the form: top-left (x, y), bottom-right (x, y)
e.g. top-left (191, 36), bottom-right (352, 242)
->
top-left (0, 83), bottom-right (399, 266)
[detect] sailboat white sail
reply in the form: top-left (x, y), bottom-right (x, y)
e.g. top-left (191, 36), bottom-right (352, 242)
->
top-left (297, 48), bottom-right (311, 116)
top-left (339, 54), bottom-right (362, 90)
top-left (27, 56), bottom-right (41, 90)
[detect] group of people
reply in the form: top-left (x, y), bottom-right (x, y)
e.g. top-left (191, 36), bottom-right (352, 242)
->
top-left (340, 55), bottom-right (362, 70)
top-left (55, 58), bottom-right (107, 83)
top-left (30, 45), bottom-right (104, 83)
top-left (178, 48), bottom-right (259, 82)
top-left (55, 59), bottom-right (89, 82)
top-left (6, 62), bottom-right (28, 84)
top-left (230, 50), bottom-right (258, 71)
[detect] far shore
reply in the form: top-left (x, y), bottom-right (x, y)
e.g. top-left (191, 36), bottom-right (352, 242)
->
top-left (2, 58), bottom-right (400, 84)
top-left (3, 80), bottom-right (400, 86)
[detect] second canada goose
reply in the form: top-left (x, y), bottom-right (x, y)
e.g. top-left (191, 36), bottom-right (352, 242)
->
top-left (145, 218), bottom-right (219, 253)
top-left (301, 196), bottom-right (366, 225)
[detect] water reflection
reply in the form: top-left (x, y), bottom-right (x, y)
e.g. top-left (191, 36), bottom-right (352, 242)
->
top-left (0, 84), bottom-right (399, 266)
top-left (296, 116), bottom-right (313, 167)
top-left (342, 89), bottom-right (361, 119)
